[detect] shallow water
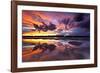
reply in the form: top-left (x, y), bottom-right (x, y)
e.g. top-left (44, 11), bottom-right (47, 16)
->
top-left (22, 37), bottom-right (90, 62)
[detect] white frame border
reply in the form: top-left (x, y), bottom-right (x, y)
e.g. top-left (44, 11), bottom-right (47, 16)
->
top-left (17, 5), bottom-right (94, 68)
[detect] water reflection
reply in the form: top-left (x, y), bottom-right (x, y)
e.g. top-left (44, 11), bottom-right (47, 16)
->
top-left (22, 38), bottom-right (90, 62)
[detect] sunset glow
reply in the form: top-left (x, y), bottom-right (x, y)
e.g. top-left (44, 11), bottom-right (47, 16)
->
top-left (23, 31), bottom-right (56, 36)
top-left (22, 10), bottom-right (90, 62)
top-left (23, 39), bottom-right (58, 44)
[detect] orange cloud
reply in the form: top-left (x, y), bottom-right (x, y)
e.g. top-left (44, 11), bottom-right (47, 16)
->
top-left (56, 23), bottom-right (65, 30)
top-left (22, 13), bottom-right (43, 26)
top-left (32, 11), bottom-right (51, 21)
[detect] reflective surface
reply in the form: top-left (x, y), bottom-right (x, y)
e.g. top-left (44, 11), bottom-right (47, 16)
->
top-left (22, 38), bottom-right (90, 62)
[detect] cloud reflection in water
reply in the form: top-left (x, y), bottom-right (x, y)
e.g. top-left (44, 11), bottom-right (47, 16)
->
top-left (22, 38), bottom-right (90, 62)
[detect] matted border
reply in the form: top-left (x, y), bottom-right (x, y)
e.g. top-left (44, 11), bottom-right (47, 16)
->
top-left (11, 1), bottom-right (97, 72)
top-left (17, 5), bottom-right (94, 68)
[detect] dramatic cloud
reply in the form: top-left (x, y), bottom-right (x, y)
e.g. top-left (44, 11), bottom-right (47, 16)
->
top-left (22, 10), bottom-right (90, 36)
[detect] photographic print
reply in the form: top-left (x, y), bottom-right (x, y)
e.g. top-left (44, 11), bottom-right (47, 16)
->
top-left (11, 1), bottom-right (97, 72)
top-left (22, 10), bottom-right (90, 62)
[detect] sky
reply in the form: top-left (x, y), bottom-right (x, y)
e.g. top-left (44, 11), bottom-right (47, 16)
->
top-left (22, 10), bottom-right (90, 36)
